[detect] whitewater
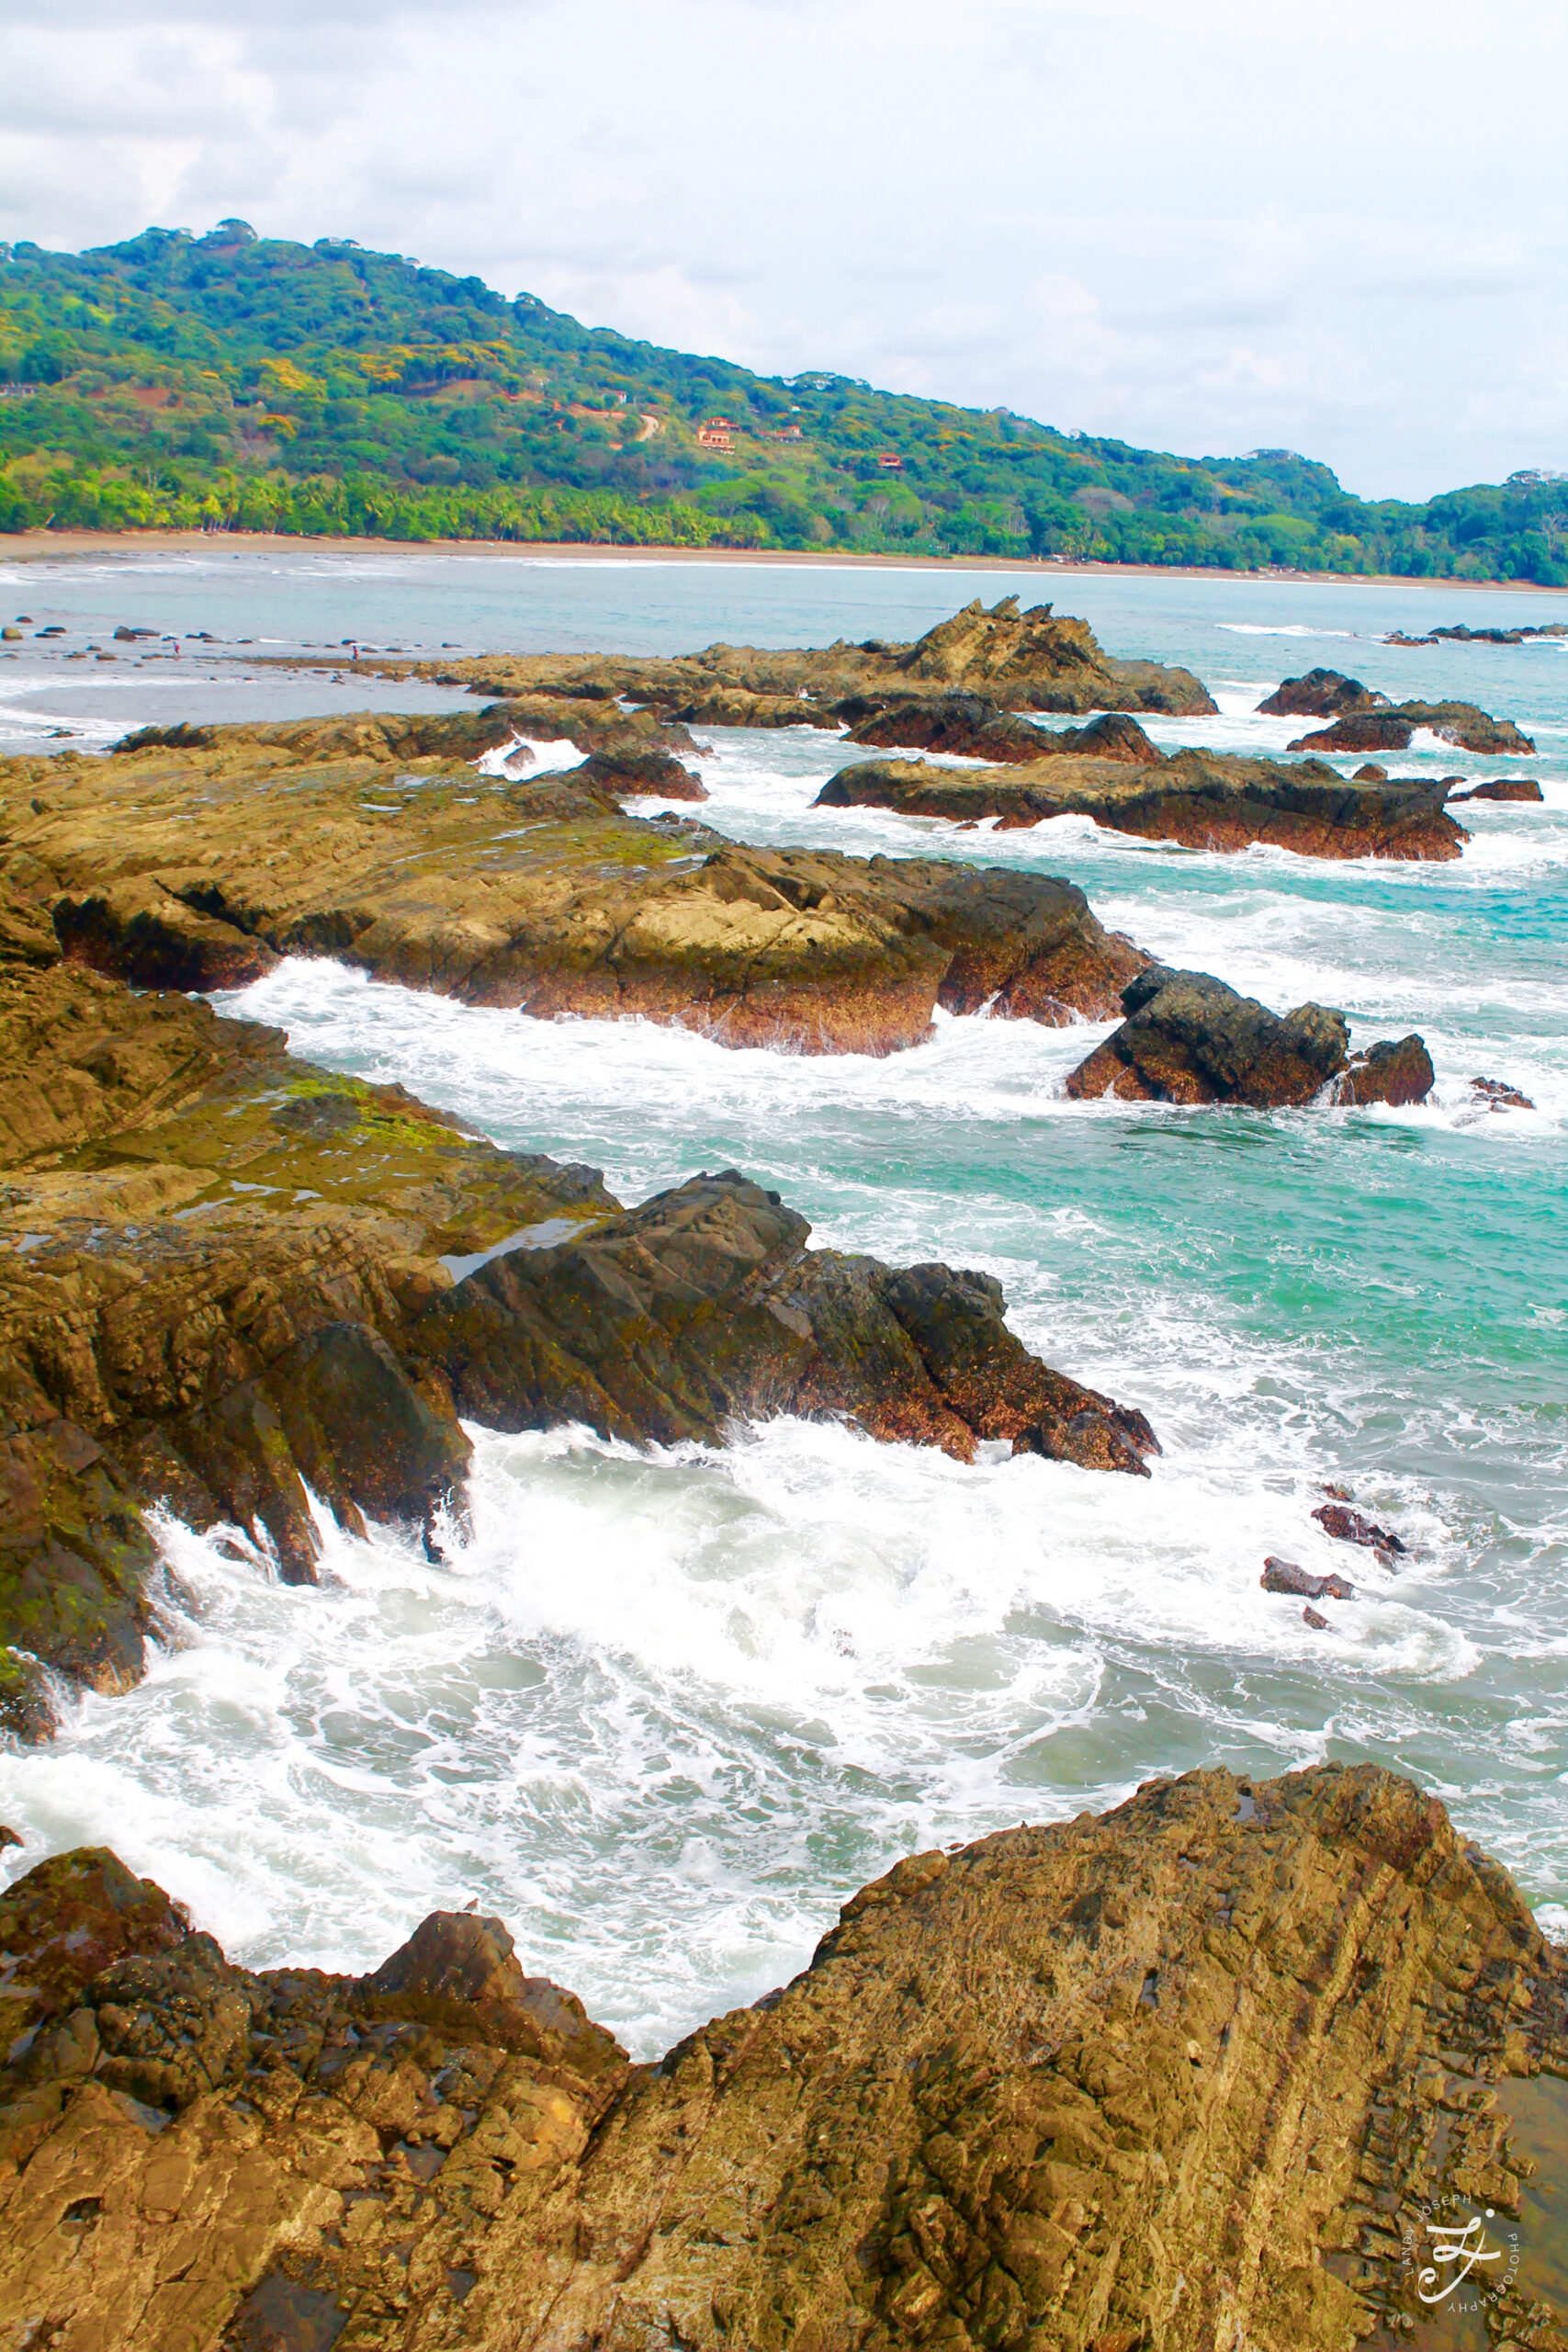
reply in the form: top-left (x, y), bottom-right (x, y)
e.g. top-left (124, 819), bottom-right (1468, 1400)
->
top-left (1, 551), bottom-right (1564, 2055)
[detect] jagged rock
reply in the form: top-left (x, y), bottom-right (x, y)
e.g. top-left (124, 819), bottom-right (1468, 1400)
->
top-left (2, 950), bottom-right (1156, 1715)
top-left (1313, 1501), bottom-right (1406, 1552)
top-left (1352, 761), bottom-right (1388, 780)
top-left (2, 1767), bottom-right (1563, 2350)
top-left (0, 1848), bottom-right (190, 2064)
top-left (1471, 1074), bottom-right (1535, 1110)
top-left (424, 1170), bottom-right (1159, 1474)
top-left (1302, 1603), bottom-right (1330, 1629)
top-left (1260, 1555), bottom-right (1356, 1600)
top-left (356, 1912), bottom-right (623, 2079)
top-left (817, 746), bottom-right (1466, 859)
top-left (1334, 1034), bottom-right (1436, 1107)
top-left (1258, 667), bottom-right (1388, 718)
top-left (1064, 967), bottom-right (1351, 1108)
top-left (5, 718), bottom-right (1151, 1053)
top-left (308, 594), bottom-right (1217, 719)
top-left (1448, 776), bottom-right (1544, 802)
top-left (1288, 700), bottom-right (1535, 756)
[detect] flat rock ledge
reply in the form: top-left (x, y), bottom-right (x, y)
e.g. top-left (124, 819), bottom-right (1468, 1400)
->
top-left (1, 1763), bottom-right (1563, 2351)
top-left (816, 742), bottom-right (1467, 862)
top-left (4, 715), bottom-right (1149, 1055)
top-left (0, 910), bottom-right (1156, 1735)
top-left (1065, 967), bottom-right (1437, 1110)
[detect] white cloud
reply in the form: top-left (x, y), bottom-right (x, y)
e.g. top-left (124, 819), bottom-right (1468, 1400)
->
top-left (2, 0), bottom-right (1565, 496)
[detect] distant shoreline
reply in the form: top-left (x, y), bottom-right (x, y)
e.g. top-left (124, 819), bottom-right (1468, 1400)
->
top-left (1, 528), bottom-right (1565, 600)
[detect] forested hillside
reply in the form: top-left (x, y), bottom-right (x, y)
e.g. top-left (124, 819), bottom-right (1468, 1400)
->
top-left (3, 221), bottom-right (1564, 582)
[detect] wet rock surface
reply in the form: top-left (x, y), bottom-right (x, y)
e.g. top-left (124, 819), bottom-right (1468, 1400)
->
top-left (1471, 1073), bottom-right (1536, 1111)
top-left (1448, 775), bottom-right (1544, 802)
top-left (1287, 700), bottom-right (1535, 756)
top-left (1063, 967), bottom-right (1430, 1111)
top-left (817, 746), bottom-right (1467, 860)
top-left (0, 903), bottom-right (1154, 1722)
top-left (2, 1765), bottom-right (1564, 2351)
top-left (1334, 1034), bottom-right (1437, 1108)
top-left (3, 714), bottom-right (1150, 1055)
top-left (1260, 1555), bottom-right (1357, 1600)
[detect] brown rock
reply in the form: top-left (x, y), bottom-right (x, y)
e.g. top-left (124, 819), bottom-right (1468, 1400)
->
top-left (1258, 667), bottom-right (1388, 718)
top-left (2, 1766), bottom-right (1562, 2351)
top-left (1313, 1501), bottom-right (1406, 1553)
top-left (1334, 1034), bottom-right (1436, 1107)
top-left (1260, 1555), bottom-right (1356, 1600)
top-left (1288, 700), bottom-right (1535, 756)
top-left (818, 746), bottom-right (1467, 860)
top-left (1471, 1074), bottom-right (1535, 1111)
top-left (844, 698), bottom-right (1163, 766)
top-left (4, 722), bottom-right (1153, 1056)
top-left (1448, 776), bottom-right (1544, 802)
top-left (1302, 1603), bottom-right (1330, 1629)
top-left (1352, 761), bottom-right (1388, 781)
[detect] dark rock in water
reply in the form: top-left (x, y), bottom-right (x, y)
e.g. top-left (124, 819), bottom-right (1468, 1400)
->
top-left (844, 697), bottom-right (1162, 767)
top-left (1303, 1604), bottom-right (1330, 1630)
top-left (1261, 1555), bottom-right (1356, 1600)
top-left (423, 1169), bottom-right (1159, 1477)
top-left (1471, 1074), bottom-right (1535, 1111)
top-left (1313, 1501), bottom-right (1406, 1553)
top-left (1064, 967), bottom-right (1349, 1108)
top-left (0, 1824), bottom-right (21, 1849)
top-left (1288, 701), bottom-right (1534, 756)
top-left (1334, 1035), bottom-right (1435, 1108)
top-left (575, 746), bottom-right (707, 801)
top-left (1448, 776), bottom-right (1544, 803)
top-left (1353, 761), bottom-right (1388, 781)
top-left (1258, 668), bottom-right (1388, 719)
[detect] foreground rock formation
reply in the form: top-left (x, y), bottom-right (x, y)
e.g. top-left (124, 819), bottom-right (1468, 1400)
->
top-left (1064, 967), bottom-right (1436, 1109)
top-left (3, 714), bottom-right (1147, 1054)
top-left (0, 898), bottom-right (1156, 1732)
top-left (818, 750), bottom-right (1468, 861)
top-left (298, 594), bottom-right (1218, 722)
top-left (2, 1764), bottom-right (1563, 2351)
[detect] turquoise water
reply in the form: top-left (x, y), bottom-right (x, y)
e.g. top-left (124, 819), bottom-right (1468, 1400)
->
top-left (1, 548), bottom-right (1563, 2054)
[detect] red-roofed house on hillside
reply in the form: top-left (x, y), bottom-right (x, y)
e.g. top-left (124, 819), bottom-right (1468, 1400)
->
top-left (878, 452), bottom-right (905, 471)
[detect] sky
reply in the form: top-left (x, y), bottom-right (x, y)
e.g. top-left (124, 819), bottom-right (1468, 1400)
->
top-left (3, 0), bottom-right (1564, 502)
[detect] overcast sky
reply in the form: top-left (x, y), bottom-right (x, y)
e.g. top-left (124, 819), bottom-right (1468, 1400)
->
top-left (4, 0), bottom-right (1564, 500)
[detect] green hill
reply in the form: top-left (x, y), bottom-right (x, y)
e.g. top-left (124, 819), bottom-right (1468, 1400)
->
top-left (2, 220), bottom-right (1564, 583)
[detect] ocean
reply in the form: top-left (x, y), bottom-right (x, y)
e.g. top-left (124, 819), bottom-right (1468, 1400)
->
top-left (2, 545), bottom-right (1563, 2056)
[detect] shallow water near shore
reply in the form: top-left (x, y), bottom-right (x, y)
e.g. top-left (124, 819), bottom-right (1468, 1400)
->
top-left (1, 555), bottom-right (1565, 2056)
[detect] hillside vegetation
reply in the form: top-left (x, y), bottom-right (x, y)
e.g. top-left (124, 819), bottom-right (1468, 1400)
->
top-left (3, 220), bottom-right (1564, 582)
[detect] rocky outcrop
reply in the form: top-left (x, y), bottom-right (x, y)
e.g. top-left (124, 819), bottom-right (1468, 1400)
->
top-left (283, 594), bottom-right (1219, 720)
top-left (1, 916), bottom-right (1156, 1731)
top-left (1385, 619), bottom-right (1568, 646)
top-left (1258, 667), bottom-right (1387, 718)
top-left (3, 1765), bottom-right (1564, 2352)
top-left (1448, 775), bottom-right (1544, 802)
top-left (4, 716), bottom-right (1148, 1054)
top-left (1471, 1074), bottom-right (1536, 1111)
top-left (1288, 701), bottom-right (1535, 756)
top-left (1260, 1555), bottom-right (1355, 1600)
top-left (816, 746), bottom-right (1469, 860)
top-left (1064, 968), bottom-right (1435, 1110)
top-left (843, 698), bottom-right (1164, 765)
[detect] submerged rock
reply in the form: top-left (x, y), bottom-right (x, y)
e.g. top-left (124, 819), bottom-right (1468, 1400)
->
top-left (1470, 1073), bottom-right (1536, 1110)
top-left (3, 1765), bottom-right (1563, 2350)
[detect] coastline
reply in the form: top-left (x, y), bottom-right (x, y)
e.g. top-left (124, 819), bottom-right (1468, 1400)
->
top-left (2, 526), bottom-right (1565, 598)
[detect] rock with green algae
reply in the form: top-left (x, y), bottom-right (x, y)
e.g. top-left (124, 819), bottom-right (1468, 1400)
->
top-left (1, 1764), bottom-right (1563, 2352)
top-left (4, 712), bottom-right (1150, 1050)
top-left (0, 894), bottom-right (1156, 1730)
